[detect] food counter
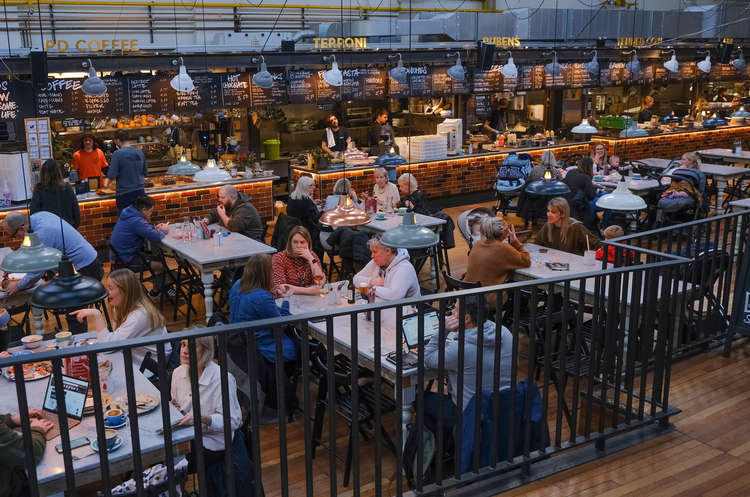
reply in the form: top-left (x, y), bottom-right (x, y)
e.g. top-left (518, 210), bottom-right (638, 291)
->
top-left (0, 176), bottom-right (276, 251)
top-left (592, 125), bottom-right (750, 161)
top-left (292, 142), bottom-right (592, 198)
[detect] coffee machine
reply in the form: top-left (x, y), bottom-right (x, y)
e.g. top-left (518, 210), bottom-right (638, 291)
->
top-left (436, 118), bottom-right (463, 155)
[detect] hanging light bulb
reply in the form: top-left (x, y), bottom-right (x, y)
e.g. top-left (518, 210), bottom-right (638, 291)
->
top-left (81, 59), bottom-right (107, 97)
top-left (252, 55), bottom-right (274, 89)
top-left (388, 53), bottom-right (407, 84)
top-left (380, 211), bottom-right (439, 249)
top-left (322, 54), bottom-right (343, 87)
top-left (446, 52), bottom-right (465, 82)
top-left (544, 51), bottom-right (561, 77)
top-left (625, 51), bottom-right (640, 76)
top-left (584, 50), bottom-right (599, 78)
top-left (170, 57), bottom-right (194, 92)
top-left (663, 49), bottom-right (679, 73)
top-left (500, 51), bottom-right (518, 79)
top-left (731, 48), bottom-right (746, 71)
top-left (697, 53), bottom-right (712, 74)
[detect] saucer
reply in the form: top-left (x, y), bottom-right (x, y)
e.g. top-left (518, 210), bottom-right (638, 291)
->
top-left (91, 436), bottom-right (123, 453)
top-left (103, 417), bottom-right (128, 429)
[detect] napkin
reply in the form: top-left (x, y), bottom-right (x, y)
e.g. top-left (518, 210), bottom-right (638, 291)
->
top-left (71, 444), bottom-right (95, 460)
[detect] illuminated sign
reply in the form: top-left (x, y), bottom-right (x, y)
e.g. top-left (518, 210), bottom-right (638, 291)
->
top-left (616, 37), bottom-right (662, 48)
top-left (44, 39), bottom-right (139, 53)
top-left (313, 37), bottom-right (367, 50)
top-left (482, 37), bottom-right (521, 48)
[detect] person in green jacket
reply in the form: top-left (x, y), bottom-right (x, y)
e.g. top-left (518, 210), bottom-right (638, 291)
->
top-left (0, 356), bottom-right (52, 497)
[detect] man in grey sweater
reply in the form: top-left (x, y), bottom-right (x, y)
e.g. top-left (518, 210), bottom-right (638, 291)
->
top-left (422, 295), bottom-right (514, 429)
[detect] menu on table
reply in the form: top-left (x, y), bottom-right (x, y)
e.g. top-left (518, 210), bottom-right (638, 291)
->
top-left (220, 73), bottom-right (251, 107)
top-left (288, 69), bottom-right (318, 105)
top-left (250, 70), bottom-right (288, 107)
top-left (174, 73), bottom-right (222, 111)
top-left (128, 76), bottom-right (172, 115)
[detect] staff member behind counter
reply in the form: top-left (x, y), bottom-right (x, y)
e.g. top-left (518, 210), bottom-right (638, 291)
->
top-left (483, 96), bottom-right (510, 136)
top-left (321, 114), bottom-right (351, 157)
top-left (637, 95), bottom-right (655, 123)
top-left (368, 108), bottom-right (400, 181)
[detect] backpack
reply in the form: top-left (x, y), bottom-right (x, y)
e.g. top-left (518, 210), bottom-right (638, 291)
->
top-left (402, 422), bottom-right (436, 489)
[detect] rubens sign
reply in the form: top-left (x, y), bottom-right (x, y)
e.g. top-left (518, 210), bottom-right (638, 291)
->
top-left (482, 37), bottom-right (521, 48)
top-left (44, 39), bottom-right (140, 52)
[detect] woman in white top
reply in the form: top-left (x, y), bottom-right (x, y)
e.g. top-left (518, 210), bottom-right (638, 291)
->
top-left (70, 269), bottom-right (169, 367)
top-left (362, 166), bottom-right (399, 213)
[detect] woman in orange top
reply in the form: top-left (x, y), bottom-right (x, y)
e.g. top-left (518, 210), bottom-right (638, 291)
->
top-left (72, 134), bottom-right (108, 181)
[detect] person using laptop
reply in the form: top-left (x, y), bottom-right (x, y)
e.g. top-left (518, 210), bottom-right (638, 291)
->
top-left (353, 235), bottom-right (420, 302)
top-left (422, 295), bottom-right (514, 430)
top-left (0, 407), bottom-right (53, 497)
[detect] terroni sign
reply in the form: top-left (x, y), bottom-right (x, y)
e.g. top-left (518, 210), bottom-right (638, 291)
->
top-left (313, 37), bottom-right (367, 50)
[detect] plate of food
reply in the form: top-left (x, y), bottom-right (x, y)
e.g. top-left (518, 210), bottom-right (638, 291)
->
top-left (3, 361), bottom-right (52, 381)
top-left (113, 393), bottom-right (160, 415)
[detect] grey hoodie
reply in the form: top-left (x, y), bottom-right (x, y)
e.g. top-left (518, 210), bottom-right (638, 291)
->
top-left (424, 320), bottom-right (513, 409)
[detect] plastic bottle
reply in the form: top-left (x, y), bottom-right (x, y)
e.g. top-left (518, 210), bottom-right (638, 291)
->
top-left (1, 180), bottom-right (10, 207)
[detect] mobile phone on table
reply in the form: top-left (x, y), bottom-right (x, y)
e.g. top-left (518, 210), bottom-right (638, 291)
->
top-left (56, 436), bottom-right (90, 453)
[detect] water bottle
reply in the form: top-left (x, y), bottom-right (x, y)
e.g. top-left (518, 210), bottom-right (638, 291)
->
top-left (734, 140), bottom-right (742, 154)
top-left (1, 181), bottom-right (10, 207)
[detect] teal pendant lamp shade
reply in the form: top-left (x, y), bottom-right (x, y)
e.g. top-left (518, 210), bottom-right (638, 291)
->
top-left (0, 231), bottom-right (61, 273)
top-left (31, 256), bottom-right (108, 309)
top-left (380, 212), bottom-right (439, 249)
top-left (525, 169), bottom-right (570, 195)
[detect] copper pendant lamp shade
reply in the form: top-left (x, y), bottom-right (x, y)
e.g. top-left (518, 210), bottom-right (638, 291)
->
top-left (319, 195), bottom-right (370, 227)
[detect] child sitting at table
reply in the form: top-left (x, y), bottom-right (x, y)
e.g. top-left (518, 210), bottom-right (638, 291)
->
top-left (596, 225), bottom-right (636, 264)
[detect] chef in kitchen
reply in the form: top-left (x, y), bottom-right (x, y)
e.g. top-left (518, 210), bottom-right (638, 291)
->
top-left (483, 95), bottom-right (510, 137)
top-left (322, 113), bottom-right (351, 158)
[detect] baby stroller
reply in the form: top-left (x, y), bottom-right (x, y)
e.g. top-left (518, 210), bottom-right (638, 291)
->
top-left (493, 153), bottom-right (532, 215)
top-left (456, 207), bottom-right (494, 253)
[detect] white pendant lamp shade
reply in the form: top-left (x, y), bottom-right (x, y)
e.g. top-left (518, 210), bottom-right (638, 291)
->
top-left (620, 122), bottom-right (648, 137)
top-left (571, 118), bottom-right (598, 134)
top-left (81, 59), bottom-right (107, 97)
top-left (596, 179), bottom-right (647, 211)
top-left (731, 106), bottom-right (750, 118)
top-left (0, 231), bottom-right (62, 273)
top-left (545, 53), bottom-right (562, 77)
top-left (625, 53), bottom-right (640, 76)
top-left (170, 58), bottom-right (194, 92)
top-left (252, 56), bottom-right (274, 89)
top-left (697, 54), bottom-right (711, 74)
top-left (501, 53), bottom-right (518, 79)
top-left (664, 54), bottom-right (680, 73)
top-left (447, 55), bottom-right (465, 82)
top-left (732, 51), bottom-right (746, 71)
top-left (194, 158), bottom-right (231, 182)
top-left (323, 55), bottom-right (343, 87)
top-left (166, 154), bottom-right (202, 175)
top-left (389, 54), bottom-right (408, 84)
top-left (585, 52), bottom-right (599, 78)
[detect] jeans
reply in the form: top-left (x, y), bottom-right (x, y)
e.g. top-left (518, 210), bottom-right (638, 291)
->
top-left (423, 391), bottom-right (458, 432)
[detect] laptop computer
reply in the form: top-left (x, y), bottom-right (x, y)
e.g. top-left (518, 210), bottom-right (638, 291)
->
top-left (387, 310), bottom-right (441, 368)
top-left (41, 374), bottom-right (88, 441)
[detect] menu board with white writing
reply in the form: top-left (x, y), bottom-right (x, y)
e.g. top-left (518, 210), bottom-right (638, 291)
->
top-left (517, 65), bottom-right (545, 91)
top-left (221, 73), bottom-right (251, 107)
top-left (288, 69), bottom-right (318, 105)
top-left (35, 78), bottom-right (128, 118)
top-left (431, 66), bottom-right (469, 96)
top-left (316, 70), bottom-right (341, 104)
top-left (0, 81), bottom-right (32, 122)
top-left (474, 94), bottom-right (492, 117)
top-left (249, 71), bottom-right (288, 107)
top-left (561, 63), bottom-right (596, 88)
top-left (340, 67), bottom-right (364, 101)
top-left (599, 62), bottom-right (634, 86)
top-left (360, 68), bottom-right (387, 99)
top-left (388, 65), bottom-right (432, 98)
top-left (128, 76), bottom-right (172, 114)
top-left (473, 66), bottom-right (502, 93)
top-left (709, 63), bottom-right (738, 81)
top-left (173, 73), bottom-right (221, 111)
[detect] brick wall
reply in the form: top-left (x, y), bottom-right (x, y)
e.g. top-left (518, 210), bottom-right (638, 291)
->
top-left (293, 144), bottom-right (591, 198)
top-left (0, 180), bottom-right (274, 251)
top-left (592, 126), bottom-right (750, 161)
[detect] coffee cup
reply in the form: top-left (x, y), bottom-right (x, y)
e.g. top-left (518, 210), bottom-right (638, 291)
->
top-left (105, 428), bottom-right (118, 449)
top-left (55, 331), bottom-right (72, 347)
top-left (375, 213), bottom-right (386, 220)
top-left (397, 207), bottom-right (407, 215)
top-left (105, 409), bottom-right (126, 427)
top-left (632, 173), bottom-right (642, 180)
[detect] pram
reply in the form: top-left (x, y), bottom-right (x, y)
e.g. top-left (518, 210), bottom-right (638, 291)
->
top-left (493, 153), bottom-right (532, 215)
top-left (456, 207), bottom-right (494, 252)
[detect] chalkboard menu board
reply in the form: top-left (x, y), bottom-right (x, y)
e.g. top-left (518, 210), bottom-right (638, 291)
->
top-left (0, 81), bottom-right (33, 122)
top-left (544, 66), bottom-right (565, 88)
top-left (221, 73), bottom-right (251, 108)
top-left (288, 69), bottom-right (318, 105)
top-left (517, 65), bottom-right (545, 91)
top-left (430, 66), bottom-right (469, 96)
top-left (339, 68), bottom-right (362, 100)
top-left (710, 63), bottom-right (738, 81)
top-left (599, 62), bottom-right (632, 87)
top-left (388, 65), bottom-right (433, 98)
top-left (473, 66), bottom-right (502, 94)
top-left (174, 73), bottom-right (221, 112)
top-left (678, 61), bottom-right (699, 80)
top-left (316, 70), bottom-right (341, 104)
top-left (360, 68), bottom-right (387, 99)
top-left (250, 71), bottom-right (288, 107)
top-left (35, 78), bottom-right (129, 118)
top-left (128, 76), bottom-right (172, 115)
top-left (561, 63), bottom-right (596, 88)
top-left (641, 64), bottom-right (668, 82)
top-left (474, 94), bottom-right (492, 117)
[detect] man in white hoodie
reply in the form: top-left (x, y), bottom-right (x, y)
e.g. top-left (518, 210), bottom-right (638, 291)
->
top-left (353, 235), bottom-right (420, 301)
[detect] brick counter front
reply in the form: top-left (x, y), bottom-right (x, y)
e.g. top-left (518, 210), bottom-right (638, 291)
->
top-left (0, 179), bottom-right (274, 251)
top-left (592, 126), bottom-right (750, 161)
top-left (292, 144), bottom-right (592, 199)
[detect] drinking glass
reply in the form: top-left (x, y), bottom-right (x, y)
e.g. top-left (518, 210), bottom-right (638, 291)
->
top-left (358, 283), bottom-right (369, 300)
top-left (319, 283), bottom-right (330, 297)
top-left (313, 274), bottom-right (324, 287)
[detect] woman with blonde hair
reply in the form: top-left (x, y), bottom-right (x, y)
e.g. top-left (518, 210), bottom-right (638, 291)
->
top-left (287, 175), bottom-right (323, 258)
top-left (590, 142), bottom-right (609, 173)
top-left (271, 225), bottom-right (326, 296)
top-left (535, 197), bottom-right (600, 255)
top-left (361, 166), bottom-right (399, 212)
top-left (69, 268), bottom-right (169, 367)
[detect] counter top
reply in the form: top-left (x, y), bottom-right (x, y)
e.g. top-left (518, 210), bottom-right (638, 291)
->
top-left (593, 124), bottom-right (750, 141)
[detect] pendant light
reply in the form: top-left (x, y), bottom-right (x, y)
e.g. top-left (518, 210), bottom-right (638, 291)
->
top-left (319, 194), bottom-right (370, 227)
top-left (380, 211), bottom-right (439, 249)
top-left (170, 57), bottom-right (194, 92)
top-left (194, 158), bottom-right (231, 182)
top-left (584, 50), bottom-right (599, 79)
top-left (388, 53), bottom-right (407, 84)
top-left (499, 50), bottom-right (518, 79)
top-left (571, 118), bottom-right (598, 135)
top-left (697, 51), bottom-right (711, 74)
top-left (596, 177), bottom-right (646, 211)
top-left (166, 153), bottom-right (202, 175)
top-left (624, 50), bottom-right (640, 76)
top-left (525, 168), bottom-right (570, 196)
top-left (81, 59), bottom-right (107, 97)
top-left (731, 47), bottom-right (746, 71)
top-left (544, 51), bottom-right (561, 77)
top-left (251, 55), bottom-right (274, 89)
top-left (663, 49), bottom-right (680, 73)
top-left (322, 54), bottom-right (343, 87)
top-left (446, 52), bottom-right (466, 82)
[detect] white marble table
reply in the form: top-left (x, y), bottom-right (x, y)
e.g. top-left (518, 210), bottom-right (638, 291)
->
top-left (595, 178), bottom-right (661, 193)
top-left (287, 294), bottom-right (429, 446)
top-left (160, 231), bottom-right (276, 323)
top-left (698, 148), bottom-right (750, 165)
top-left (358, 212), bottom-right (446, 233)
top-left (0, 334), bottom-right (192, 495)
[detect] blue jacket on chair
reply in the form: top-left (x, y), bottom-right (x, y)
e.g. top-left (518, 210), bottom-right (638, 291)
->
top-left (109, 205), bottom-right (167, 263)
top-left (228, 285), bottom-right (295, 362)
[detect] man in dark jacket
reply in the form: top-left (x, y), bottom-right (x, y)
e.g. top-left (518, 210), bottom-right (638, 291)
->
top-left (0, 400), bottom-right (53, 497)
top-left (110, 195), bottom-right (169, 297)
top-left (205, 185), bottom-right (264, 241)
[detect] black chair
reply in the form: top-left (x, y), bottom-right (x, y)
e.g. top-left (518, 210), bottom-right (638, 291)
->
top-left (109, 243), bottom-right (154, 291)
top-left (170, 252), bottom-right (204, 327)
top-left (431, 211), bottom-right (455, 276)
top-left (675, 249), bottom-right (730, 343)
top-left (442, 271), bottom-right (481, 292)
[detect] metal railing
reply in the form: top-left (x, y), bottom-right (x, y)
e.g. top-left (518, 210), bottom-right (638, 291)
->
top-left (0, 237), bottom-right (704, 497)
